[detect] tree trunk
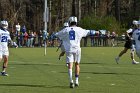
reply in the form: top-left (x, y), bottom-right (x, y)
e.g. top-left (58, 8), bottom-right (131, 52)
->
top-left (115, 0), bottom-right (120, 21)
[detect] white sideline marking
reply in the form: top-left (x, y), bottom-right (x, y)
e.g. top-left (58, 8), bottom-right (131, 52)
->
top-left (86, 77), bottom-right (91, 79)
top-left (110, 83), bottom-right (115, 86)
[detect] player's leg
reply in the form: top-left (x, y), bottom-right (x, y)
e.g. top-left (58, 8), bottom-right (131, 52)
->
top-left (66, 52), bottom-right (74, 88)
top-left (68, 62), bottom-right (74, 88)
top-left (2, 55), bottom-right (8, 72)
top-left (115, 47), bottom-right (128, 64)
top-left (119, 47), bottom-right (128, 56)
top-left (1, 50), bottom-right (9, 76)
top-left (0, 52), bottom-right (4, 75)
top-left (74, 49), bottom-right (81, 87)
top-left (130, 49), bottom-right (139, 64)
top-left (58, 52), bottom-right (65, 60)
top-left (1, 55), bottom-right (9, 76)
top-left (75, 62), bottom-right (80, 86)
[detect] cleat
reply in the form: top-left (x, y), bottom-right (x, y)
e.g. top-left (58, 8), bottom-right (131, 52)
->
top-left (75, 83), bottom-right (79, 87)
top-left (115, 57), bottom-right (119, 64)
top-left (132, 61), bottom-right (139, 64)
top-left (1, 72), bottom-right (8, 76)
top-left (70, 82), bottom-right (74, 88)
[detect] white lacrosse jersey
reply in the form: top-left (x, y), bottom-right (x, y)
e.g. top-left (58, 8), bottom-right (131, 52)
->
top-left (132, 29), bottom-right (140, 49)
top-left (0, 28), bottom-right (11, 50)
top-left (55, 26), bottom-right (90, 52)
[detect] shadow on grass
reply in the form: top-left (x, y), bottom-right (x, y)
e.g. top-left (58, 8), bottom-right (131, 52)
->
top-left (60, 71), bottom-right (136, 75)
top-left (0, 83), bottom-right (68, 89)
top-left (9, 63), bottom-right (63, 66)
top-left (81, 62), bottom-right (100, 64)
top-left (0, 83), bottom-right (46, 88)
top-left (81, 71), bottom-right (136, 75)
top-left (10, 63), bottom-right (49, 66)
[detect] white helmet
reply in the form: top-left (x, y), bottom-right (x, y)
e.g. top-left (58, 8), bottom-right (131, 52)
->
top-left (1, 20), bottom-right (8, 29)
top-left (132, 20), bottom-right (138, 25)
top-left (63, 22), bottom-right (69, 27)
top-left (68, 16), bottom-right (77, 24)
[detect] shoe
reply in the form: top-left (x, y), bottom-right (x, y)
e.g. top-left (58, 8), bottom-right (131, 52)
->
top-left (132, 61), bottom-right (139, 64)
top-left (115, 57), bottom-right (119, 64)
top-left (1, 72), bottom-right (8, 76)
top-left (75, 83), bottom-right (79, 87)
top-left (70, 82), bottom-right (74, 88)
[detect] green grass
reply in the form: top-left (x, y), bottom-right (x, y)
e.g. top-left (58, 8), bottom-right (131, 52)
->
top-left (0, 47), bottom-right (140, 93)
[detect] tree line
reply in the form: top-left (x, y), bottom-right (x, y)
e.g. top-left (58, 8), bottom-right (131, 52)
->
top-left (0, 0), bottom-right (140, 34)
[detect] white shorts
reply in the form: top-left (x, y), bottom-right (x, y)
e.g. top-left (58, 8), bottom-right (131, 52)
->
top-left (66, 49), bottom-right (81, 63)
top-left (0, 50), bottom-right (9, 58)
top-left (136, 49), bottom-right (140, 58)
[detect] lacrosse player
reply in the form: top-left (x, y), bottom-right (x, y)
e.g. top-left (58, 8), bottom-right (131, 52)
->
top-left (55, 16), bottom-right (95, 88)
top-left (132, 20), bottom-right (140, 59)
top-left (115, 20), bottom-right (139, 64)
top-left (0, 20), bottom-right (17, 76)
top-left (58, 22), bottom-right (69, 60)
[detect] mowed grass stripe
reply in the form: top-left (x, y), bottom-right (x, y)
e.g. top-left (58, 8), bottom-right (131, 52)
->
top-left (0, 47), bottom-right (139, 93)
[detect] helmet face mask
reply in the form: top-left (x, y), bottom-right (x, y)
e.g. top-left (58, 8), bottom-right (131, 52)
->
top-left (1, 21), bottom-right (8, 30)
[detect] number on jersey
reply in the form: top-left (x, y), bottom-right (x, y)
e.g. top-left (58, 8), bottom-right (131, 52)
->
top-left (1, 36), bottom-right (8, 42)
top-left (69, 29), bottom-right (75, 40)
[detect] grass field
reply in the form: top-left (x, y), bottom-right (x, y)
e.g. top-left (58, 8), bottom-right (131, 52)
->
top-left (0, 47), bottom-right (140, 93)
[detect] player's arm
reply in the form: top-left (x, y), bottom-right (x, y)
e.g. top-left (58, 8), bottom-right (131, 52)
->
top-left (8, 36), bottom-right (18, 48)
top-left (55, 29), bottom-right (66, 40)
top-left (126, 28), bottom-right (133, 39)
top-left (131, 31), bottom-right (136, 51)
top-left (9, 40), bottom-right (18, 48)
top-left (86, 30), bottom-right (96, 36)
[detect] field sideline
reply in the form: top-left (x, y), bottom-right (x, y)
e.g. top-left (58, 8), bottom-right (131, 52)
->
top-left (0, 47), bottom-right (140, 93)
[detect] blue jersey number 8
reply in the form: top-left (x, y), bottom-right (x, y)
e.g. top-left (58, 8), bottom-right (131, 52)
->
top-left (1, 36), bottom-right (8, 42)
top-left (69, 30), bottom-right (75, 40)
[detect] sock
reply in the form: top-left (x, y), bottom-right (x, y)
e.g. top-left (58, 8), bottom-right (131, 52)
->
top-left (75, 74), bottom-right (79, 84)
top-left (68, 69), bottom-right (73, 83)
top-left (2, 66), bottom-right (6, 72)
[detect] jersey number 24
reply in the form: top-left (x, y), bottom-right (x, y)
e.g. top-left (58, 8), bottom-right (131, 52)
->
top-left (1, 36), bottom-right (8, 42)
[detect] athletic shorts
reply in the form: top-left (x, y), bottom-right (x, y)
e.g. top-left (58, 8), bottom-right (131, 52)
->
top-left (66, 49), bottom-right (81, 63)
top-left (0, 50), bottom-right (9, 58)
top-left (124, 41), bottom-right (132, 49)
